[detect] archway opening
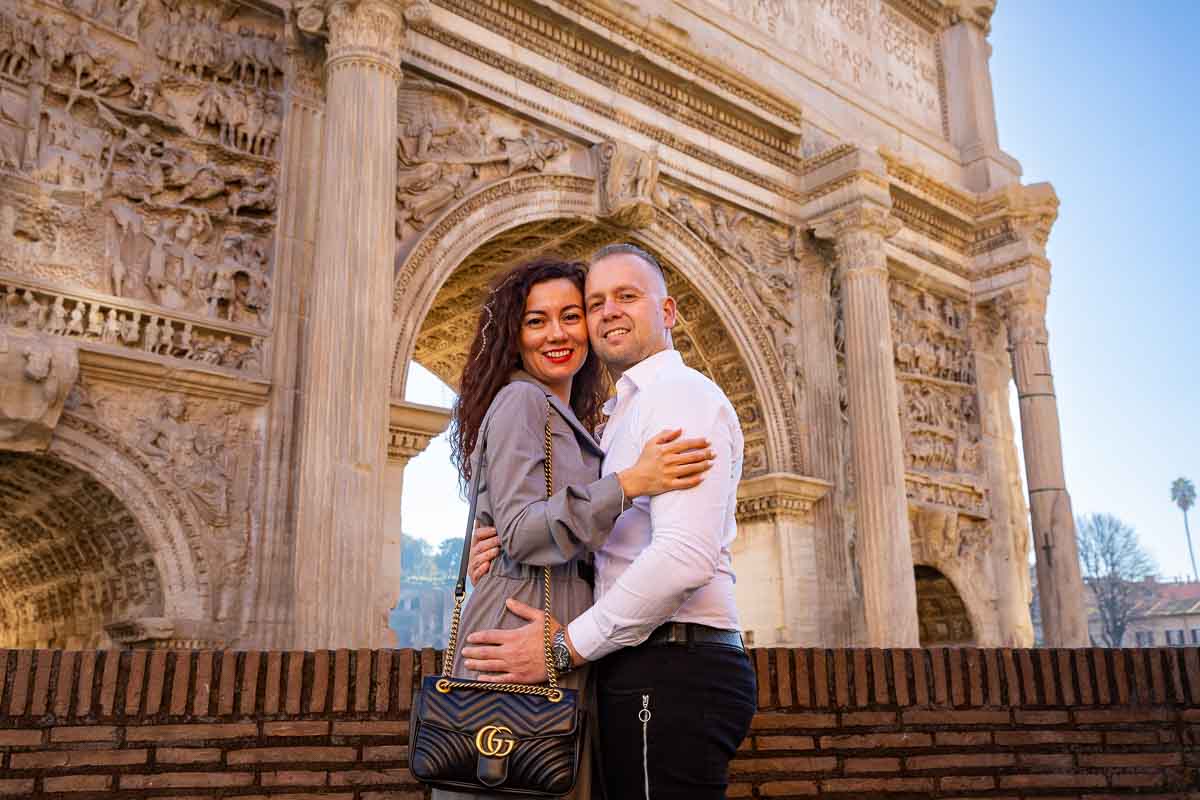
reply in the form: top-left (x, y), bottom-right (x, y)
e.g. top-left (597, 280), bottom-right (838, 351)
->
top-left (0, 452), bottom-right (164, 649)
top-left (915, 565), bottom-right (975, 647)
top-left (410, 219), bottom-right (768, 466)
top-left (390, 217), bottom-right (770, 647)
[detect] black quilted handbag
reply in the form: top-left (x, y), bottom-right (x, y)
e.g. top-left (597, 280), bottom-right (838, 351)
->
top-left (410, 399), bottom-right (583, 795)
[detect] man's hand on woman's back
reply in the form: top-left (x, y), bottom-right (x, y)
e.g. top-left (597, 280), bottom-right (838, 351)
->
top-left (467, 524), bottom-right (500, 585)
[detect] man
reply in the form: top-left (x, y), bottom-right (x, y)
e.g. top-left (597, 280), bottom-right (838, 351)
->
top-left (461, 243), bottom-right (756, 798)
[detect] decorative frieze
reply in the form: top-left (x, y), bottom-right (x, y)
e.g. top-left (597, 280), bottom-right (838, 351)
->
top-left (0, 277), bottom-right (266, 375)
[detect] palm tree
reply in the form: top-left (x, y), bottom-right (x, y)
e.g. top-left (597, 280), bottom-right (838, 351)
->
top-left (1171, 477), bottom-right (1197, 582)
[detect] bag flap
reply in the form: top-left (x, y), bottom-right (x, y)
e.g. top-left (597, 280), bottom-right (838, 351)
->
top-left (416, 677), bottom-right (578, 739)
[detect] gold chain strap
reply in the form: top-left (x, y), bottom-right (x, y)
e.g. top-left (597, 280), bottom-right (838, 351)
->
top-left (438, 398), bottom-right (563, 702)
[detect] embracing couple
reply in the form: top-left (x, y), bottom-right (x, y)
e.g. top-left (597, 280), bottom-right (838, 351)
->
top-left (438, 244), bottom-right (756, 799)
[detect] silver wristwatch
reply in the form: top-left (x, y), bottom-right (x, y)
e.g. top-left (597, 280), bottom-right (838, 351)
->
top-left (551, 628), bottom-right (573, 674)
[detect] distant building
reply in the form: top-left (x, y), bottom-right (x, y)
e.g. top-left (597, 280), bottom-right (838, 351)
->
top-left (388, 577), bottom-right (455, 650)
top-left (1031, 569), bottom-right (1200, 648)
top-left (1095, 578), bottom-right (1200, 648)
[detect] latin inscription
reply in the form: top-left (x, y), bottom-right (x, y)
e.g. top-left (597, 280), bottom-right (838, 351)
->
top-left (713, 0), bottom-right (944, 134)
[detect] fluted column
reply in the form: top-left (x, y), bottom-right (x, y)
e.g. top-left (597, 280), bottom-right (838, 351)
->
top-left (998, 280), bottom-right (1087, 646)
top-left (814, 204), bottom-right (919, 647)
top-left (797, 246), bottom-right (861, 645)
top-left (293, 0), bottom-right (408, 649)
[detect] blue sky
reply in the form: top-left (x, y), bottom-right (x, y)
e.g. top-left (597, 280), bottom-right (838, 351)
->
top-left (402, 1), bottom-right (1200, 581)
top-left (990, 1), bottom-right (1199, 578)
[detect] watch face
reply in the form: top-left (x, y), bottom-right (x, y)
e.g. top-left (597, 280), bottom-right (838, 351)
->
top-left (553, 644), bottom-right (569, 670)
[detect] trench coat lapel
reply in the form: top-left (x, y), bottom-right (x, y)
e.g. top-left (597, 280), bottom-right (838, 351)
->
top-left (509, 371), bottom-right (604, 457)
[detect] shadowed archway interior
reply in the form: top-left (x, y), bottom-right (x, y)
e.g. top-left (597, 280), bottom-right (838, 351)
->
top-left (410, 218), bottom-right (770, 476)
top-left (915, 564), bottom-right (975, 647)
top-left (0, 453), bottom-right (163, 649)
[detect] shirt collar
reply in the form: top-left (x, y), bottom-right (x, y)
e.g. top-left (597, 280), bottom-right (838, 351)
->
top-left (603, 348), bottom-right (682, 416)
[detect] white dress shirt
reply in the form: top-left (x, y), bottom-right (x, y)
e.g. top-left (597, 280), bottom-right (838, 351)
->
top-left (567, 348), bottom-right (744, 661)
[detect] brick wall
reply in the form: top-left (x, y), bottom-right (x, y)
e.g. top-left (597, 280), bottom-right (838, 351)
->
top-left (0, 647), bottom-right (1196, 798)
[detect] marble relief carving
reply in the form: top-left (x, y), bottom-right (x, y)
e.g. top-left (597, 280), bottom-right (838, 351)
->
top-left (662, 186), bottom-right (805, 420)
top-left (394, 79), bottom-right (567, 240)
top-left (0, 0), bottom-right (280, 378)
top-left (86, 383), bottom-right (262, 623)
top-left (891, 280), bottom-right (991, 569)
top-left (0, 325), bottom-right (78, 451)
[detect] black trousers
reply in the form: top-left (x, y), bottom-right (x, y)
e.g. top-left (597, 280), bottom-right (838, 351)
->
top-left (595, 641), bottom-right (756, 799)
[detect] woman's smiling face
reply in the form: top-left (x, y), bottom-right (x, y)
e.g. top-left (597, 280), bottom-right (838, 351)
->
top-left (518, 278), bottom-right (589, 395)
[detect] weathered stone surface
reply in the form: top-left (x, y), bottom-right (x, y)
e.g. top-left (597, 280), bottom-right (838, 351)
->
top-left (0, 327), bottom-right (77, 451)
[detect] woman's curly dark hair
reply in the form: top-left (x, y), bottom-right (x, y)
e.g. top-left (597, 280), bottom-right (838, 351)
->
top-left (450, 257), bottom-right (608, 484)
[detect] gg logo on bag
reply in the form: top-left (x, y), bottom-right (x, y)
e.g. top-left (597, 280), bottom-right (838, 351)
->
top-left (475, 724), bottom-right (516, 758)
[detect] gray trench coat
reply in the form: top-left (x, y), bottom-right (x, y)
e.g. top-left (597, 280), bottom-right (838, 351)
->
top-left (434, 372), bottom-right (623, 800)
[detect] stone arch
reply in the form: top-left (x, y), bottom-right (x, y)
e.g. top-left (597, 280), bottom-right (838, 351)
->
top-left (0, 412), bottom-right (214, 648)
top-left (914, 564), bottom-right (977, 647)
top-left (390, 173), bottom-right (798, 475)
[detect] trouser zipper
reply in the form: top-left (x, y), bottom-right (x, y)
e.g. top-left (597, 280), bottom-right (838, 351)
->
top-left (639, 694), bottom-right (652, 799)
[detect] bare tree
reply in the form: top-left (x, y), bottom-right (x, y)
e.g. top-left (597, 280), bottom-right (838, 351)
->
top-left (1077, 513), bottom-right (1157, 647)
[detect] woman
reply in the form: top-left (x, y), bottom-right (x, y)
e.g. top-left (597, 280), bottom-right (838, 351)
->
top-left (438, 257), bottom-right (712, 800)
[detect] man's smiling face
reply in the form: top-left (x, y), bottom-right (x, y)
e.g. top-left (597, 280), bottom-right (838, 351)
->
top-left (584, 252), bottom-right (676, 372)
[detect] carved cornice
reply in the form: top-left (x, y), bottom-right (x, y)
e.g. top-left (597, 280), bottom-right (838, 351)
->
top-left (406, 28), bottom-right (799, 202)
top-left (387, 400), bottom-right (451, 463)
top-left (736, 472), bottom-right (833, 523)
top-left (538, 0), bottom-right (804, 130)
top-left (428, 0), bottom-right (802, 170)
top-left (78, 350), bottom-right (271, 406)
top-left (105, 617), bottom-right (226, 649)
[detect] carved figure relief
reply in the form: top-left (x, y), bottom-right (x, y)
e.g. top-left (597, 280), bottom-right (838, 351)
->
top-left (891, 282), bottom-right (974, 384)
top-left (394, 80), bottom-right (567, 238)
top-left (0, 279), bottom-right (264, 375)
top-left (909, 506), bottom-right (992, 569)
top-left (592, 140), bottom-right (657, 227)
top-left (79, 384), bottom-right (262, 624)
top-left (663, 186), bottom-right (805, 419)
top-left (891, 280), bottom-right (987, 518)
top-left (0, 325), bottom-right (78, 452)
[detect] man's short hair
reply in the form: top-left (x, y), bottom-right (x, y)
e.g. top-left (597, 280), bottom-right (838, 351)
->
top-left (589, 243), bottom-right (667, 293)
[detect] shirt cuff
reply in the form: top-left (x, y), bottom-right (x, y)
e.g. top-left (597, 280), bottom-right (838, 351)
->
top-left (567, 610), bottom-right (611, 662)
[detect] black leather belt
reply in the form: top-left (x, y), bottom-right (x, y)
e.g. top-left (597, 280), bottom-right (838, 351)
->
top-left (644, 621), bottom-right (744, 651)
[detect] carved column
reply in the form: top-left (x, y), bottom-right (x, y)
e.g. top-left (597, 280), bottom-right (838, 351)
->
top-left (797, 246), bottom-right (861, 645)
top-left (998, 280), bottom-right (1087, 647)
top-left (292, 0), bottom-right (409, 649)
top-left (380, 401), bottom-right (452, 645)
top-left (248, 21), bottom-right (328, 650)
top-left (813, 204), bottom-right (919, 648)
top-left (970, 310), bottom-right (1035, 646)
top-left (733, 473), bottom-right (831, 646)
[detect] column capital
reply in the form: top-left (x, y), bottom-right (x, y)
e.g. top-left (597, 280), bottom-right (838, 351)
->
top-left (295, 0), bottom-right (426, 75)
top-left (736, 473), bottom-right (832, 523)
top-left (992, 272), bottom-right (1051, 347)
top-left (810, 202), bottom-right (900, 279)
top-left (944, 0), bottom-right (997, 34)
top-left (388, 400), bottom-right (451, 464)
